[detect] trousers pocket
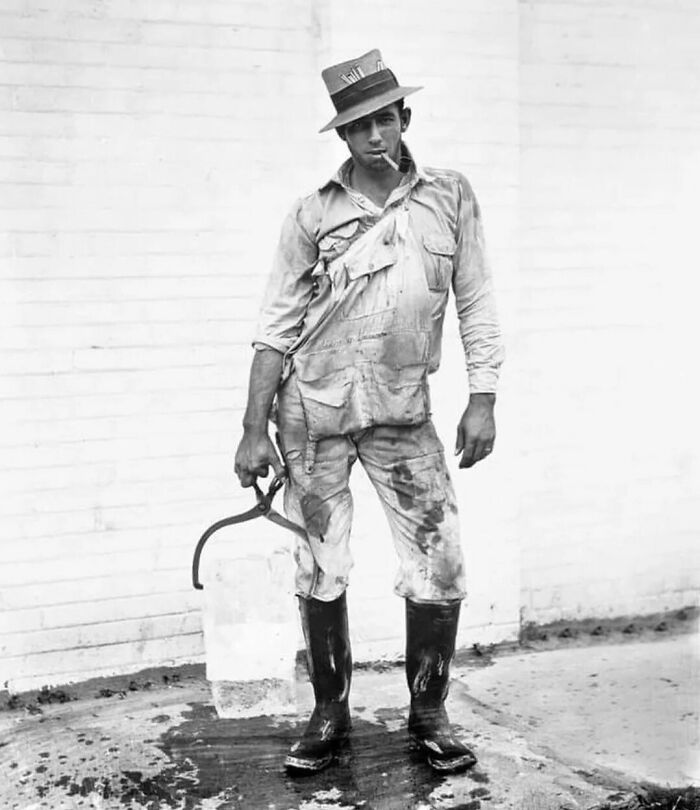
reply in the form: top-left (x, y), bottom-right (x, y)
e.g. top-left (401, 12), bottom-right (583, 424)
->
top-left (370, 363), bottom-right (430, 426)
top-left (293, 330), bottom-right (431, 439)
top-left (295, 375), bottom-right (355, 439)
top-left (293, 355), bottom-right (357, 440)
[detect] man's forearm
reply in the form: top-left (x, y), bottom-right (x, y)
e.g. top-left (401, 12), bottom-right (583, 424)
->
top-left (242, 347), bottom-right (285, 433)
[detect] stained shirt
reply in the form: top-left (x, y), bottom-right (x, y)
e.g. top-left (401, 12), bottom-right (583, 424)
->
top-left (254, 146), bottom-right (504, 394)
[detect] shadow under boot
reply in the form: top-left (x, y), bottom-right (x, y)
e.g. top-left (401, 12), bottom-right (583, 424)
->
top-left (405, 599), bottom-right (477, 774)
top-left (285, 593), bottom-right (352, 773)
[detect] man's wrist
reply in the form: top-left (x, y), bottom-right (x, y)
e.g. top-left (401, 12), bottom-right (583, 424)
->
top-left (242, 419), bottom-right (269, 436)
top-left (468, 392), bottom-right (496, 406)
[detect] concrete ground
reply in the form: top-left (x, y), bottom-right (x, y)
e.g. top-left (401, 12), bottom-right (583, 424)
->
top-left (2, 626), bottom-right (698, 810)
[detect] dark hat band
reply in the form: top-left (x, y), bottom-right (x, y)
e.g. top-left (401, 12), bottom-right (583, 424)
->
top-left (331, 69), bottom-right (398, 114)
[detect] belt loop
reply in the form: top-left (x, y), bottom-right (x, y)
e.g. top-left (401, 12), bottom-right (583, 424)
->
top-left (304, 439), bottom-right (318, 475)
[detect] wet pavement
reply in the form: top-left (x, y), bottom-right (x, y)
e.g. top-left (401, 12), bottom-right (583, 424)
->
top-left (2, 626), bottom-right (698, 809)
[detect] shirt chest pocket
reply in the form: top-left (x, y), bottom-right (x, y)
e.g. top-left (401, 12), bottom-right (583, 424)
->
top-left (318, 220), bottom-right (360, 264)
top-left (422, 234), bottom-right (456, 292)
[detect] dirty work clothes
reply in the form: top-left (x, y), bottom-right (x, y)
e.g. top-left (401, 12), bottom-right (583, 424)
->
top-left (254, 145), bottom-right (504, 395)
top-left (277, 374), bottom-right (466, 604)
top-left (292, 206), bottom-right (433, 440)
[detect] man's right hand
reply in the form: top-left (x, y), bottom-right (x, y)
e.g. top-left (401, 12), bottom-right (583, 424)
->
top-left (234, 429), bottom-right (285, 488)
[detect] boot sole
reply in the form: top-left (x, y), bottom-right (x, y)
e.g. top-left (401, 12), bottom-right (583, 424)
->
top-left (427, 751), bottom-right (477, 774)
top-left (284, 735), bottom-right (349, 774)
top-left (408, 733), bottom-right (478, 774)
top-left (284, 751), bottom-right (334, 773)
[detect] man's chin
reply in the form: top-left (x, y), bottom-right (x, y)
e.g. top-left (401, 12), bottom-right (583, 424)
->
top-left (365, 154), bottom-right (393, 172)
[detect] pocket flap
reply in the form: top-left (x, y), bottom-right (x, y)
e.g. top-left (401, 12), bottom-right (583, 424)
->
top-left (345, 240), bottom-right (397, 281)
top-left (294, 350), bottom-right (348, 383)
top-left (423, 234), bottom-right (456, 256)
top-left (296, 377), bottom-right (351, 408)
top-left (294, 359), bottom-right (353, 408)
top-left (318, 220), bottom-right (360, 252)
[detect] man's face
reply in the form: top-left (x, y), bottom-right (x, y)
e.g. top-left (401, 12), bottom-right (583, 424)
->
top-left (340, 103), bottom-right (410, 173)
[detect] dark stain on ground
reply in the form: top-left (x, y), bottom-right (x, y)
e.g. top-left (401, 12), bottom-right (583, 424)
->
top-left (98, 687), bottom-right (127, 699)
top-left (157, 702), bottom-right (456, 809)
top-left (36, 686), bottom-right (73, 705)
top-left (54, 701), bottom-right (483, 809)
top-left (520, 606), bottom-right (699, 651)
top-left (470, 786), bottom-right (490, 798)
top-left (600, 785), bottom-right (700, 810)
top-left (28, 702), bottom-right (488, 808)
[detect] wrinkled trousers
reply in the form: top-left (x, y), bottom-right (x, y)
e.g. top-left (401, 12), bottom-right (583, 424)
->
top-left (277, 374), bottom-right (467, 604)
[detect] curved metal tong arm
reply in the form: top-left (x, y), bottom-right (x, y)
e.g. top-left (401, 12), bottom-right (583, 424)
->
top-left (191, 474), bottom-right (304, 590)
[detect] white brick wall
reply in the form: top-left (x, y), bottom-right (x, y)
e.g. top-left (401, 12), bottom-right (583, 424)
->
top-left (1, 0), bottom-right (522, 690)
top-left (1, 0), bottom-right (698, 691)
top-left (518, 0), bottom-right (700, 622)
top-left (1, 0), bottom-right (325, 691)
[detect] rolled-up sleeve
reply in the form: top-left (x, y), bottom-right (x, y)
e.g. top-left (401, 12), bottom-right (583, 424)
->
top-left (452, 176), bottom-right (505, 393)
top-left (253, 198), bottom-right (318, 354)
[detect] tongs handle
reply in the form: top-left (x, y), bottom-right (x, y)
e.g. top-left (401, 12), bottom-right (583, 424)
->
top-left (252, 472), bottom-right (286, 513)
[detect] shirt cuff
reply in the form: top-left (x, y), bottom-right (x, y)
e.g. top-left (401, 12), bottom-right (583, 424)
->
top-left (467, 365), bottom-right (500, 394)
top-left (252, 337), bottom-right (290, 355)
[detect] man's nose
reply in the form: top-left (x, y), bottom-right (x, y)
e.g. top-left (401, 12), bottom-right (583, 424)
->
top-left (367, 120), bottom-right (382, 143)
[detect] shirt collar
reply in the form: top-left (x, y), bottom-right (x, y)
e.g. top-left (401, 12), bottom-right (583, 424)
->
top-left (320, 142), bottom-right (434, 192)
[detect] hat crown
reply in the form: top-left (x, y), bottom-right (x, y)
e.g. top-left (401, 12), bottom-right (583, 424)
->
top-left (321, 49), bottom-right (388, 96)
top-left (318, 49), bottom-right (422, 133)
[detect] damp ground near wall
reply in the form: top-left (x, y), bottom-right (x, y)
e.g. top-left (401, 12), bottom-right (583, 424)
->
top-left (0, 607), bottom-right (697, 810)
top-left (519, 605), bottom-right (698, 650)
top-left (2, 605), bottom-right (697, 713)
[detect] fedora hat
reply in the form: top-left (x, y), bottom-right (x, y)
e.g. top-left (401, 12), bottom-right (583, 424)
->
top-left (319, 49), bottom-right (422, 133)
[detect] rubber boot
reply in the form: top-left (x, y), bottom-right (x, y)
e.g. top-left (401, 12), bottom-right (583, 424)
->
top-left (405, 599), bottom-right (477, 773)
top-left (285, 593), bottom-right (352, 773)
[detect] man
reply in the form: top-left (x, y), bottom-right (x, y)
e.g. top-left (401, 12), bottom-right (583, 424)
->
top-left (234, 49), bottom-right (504, 775)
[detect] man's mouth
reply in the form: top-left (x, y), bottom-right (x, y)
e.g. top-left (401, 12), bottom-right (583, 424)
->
top-left (368, 150), bottom-right (399, 169)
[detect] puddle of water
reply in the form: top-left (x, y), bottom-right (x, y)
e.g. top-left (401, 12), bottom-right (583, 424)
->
top-left (24, 702), bottom-right (489, 809)
top-left (144, 702), bottom-right (488, 809)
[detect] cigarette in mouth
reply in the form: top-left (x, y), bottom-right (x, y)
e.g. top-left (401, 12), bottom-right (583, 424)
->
top-left (381, 152), bottom-right (399, 170)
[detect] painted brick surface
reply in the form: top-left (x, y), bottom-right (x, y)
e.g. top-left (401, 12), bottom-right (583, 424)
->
top-left (517, 0), bottom-right (700, 622)
top-left (1, 0), bottom-right (698, 691)
top-left (1, 0), bottom-right (521, 690)
top-left (1, 0), bottom-right (324, 691)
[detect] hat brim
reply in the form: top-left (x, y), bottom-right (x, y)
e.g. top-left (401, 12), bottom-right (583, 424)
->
top-left (319, 85), bottom-right (422, 133)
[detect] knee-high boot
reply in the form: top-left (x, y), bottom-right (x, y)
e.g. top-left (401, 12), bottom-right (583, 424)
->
top-left (285, 593), bottom-right (352, 773)
top-left (405, 599), bottom-right (477, 773)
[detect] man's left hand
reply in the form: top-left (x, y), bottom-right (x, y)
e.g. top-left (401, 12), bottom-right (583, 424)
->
top-left (455, 393), bottom-right (496, 468)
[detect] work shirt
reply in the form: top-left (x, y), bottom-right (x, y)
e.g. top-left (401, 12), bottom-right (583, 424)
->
top-left (254, 146), bottom-right (504, 394)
